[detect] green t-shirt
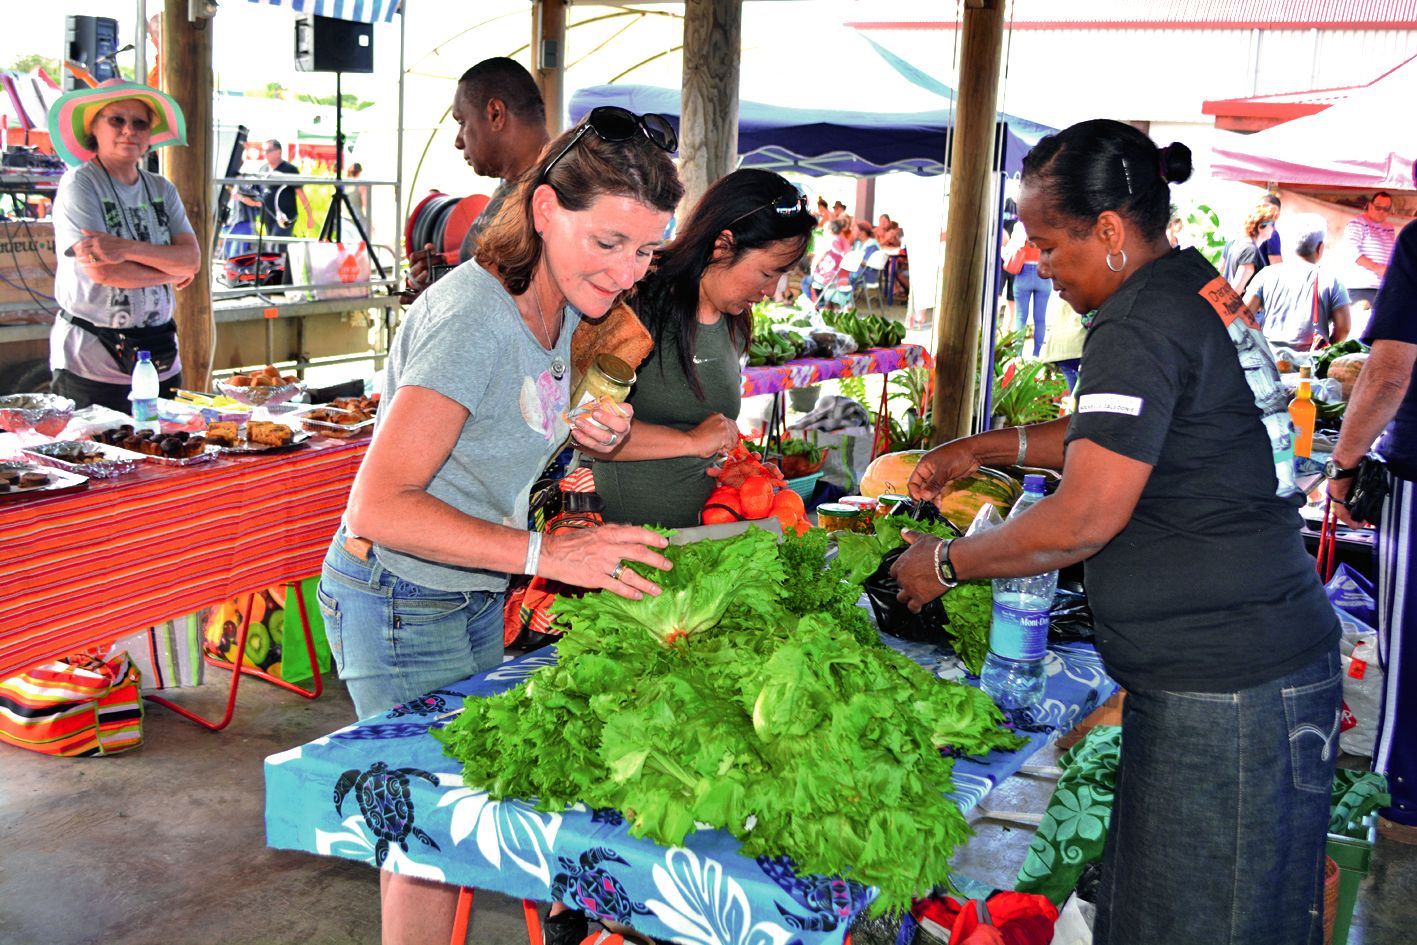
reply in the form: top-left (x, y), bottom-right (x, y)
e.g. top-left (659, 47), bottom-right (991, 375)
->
top-left (594, 316), bottom-right (743, 527)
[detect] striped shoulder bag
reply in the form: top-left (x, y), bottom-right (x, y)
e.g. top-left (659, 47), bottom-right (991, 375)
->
top-left (0, 652), bottom-right (144, 756)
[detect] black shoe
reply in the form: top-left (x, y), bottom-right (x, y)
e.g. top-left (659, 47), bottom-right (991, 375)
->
top-left (543, 908), bottom-right (589, 945)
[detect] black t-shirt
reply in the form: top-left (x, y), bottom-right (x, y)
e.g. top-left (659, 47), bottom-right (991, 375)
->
top-left (1065, 248), bottom-right (1337, 692)
top-left (1365, 222), bottom-right (1417, 478)
top-left (261, 160), bottom-right (300, 222)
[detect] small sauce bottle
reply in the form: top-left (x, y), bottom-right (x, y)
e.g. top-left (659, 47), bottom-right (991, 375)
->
top-left (1289, 365), bottom-right (1316, 458)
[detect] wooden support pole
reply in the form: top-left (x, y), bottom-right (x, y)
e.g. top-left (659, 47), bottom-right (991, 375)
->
top-left (533, 0), bottom-right (567, 136)
top-left (161, 0), bottom-right (215, 392)
top-left (680, 0), bottom-right (741, 214)
top-left (930, 0), bottom-right (1005, 445)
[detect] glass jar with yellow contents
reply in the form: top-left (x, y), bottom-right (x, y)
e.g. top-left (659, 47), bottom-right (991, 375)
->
top-left (816, 503), bottom-right (864, 533)
top-left (569, 354), bottom-right (636, 424)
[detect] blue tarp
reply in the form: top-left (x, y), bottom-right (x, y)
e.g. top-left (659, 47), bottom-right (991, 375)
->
top-left (569, 84), bottom-right (1050, 178)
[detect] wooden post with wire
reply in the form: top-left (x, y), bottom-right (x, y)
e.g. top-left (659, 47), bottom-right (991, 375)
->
top-left (930, 0), bottom-right (1006, 445)
top-left (680, 0), bottom-right (741, 214)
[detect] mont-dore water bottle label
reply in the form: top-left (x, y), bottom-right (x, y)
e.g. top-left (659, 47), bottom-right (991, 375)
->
top-left (989, 602), bottom-right (1049, 661)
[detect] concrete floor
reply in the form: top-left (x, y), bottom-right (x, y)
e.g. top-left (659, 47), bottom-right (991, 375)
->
top-left (3, 670), bottom-right (1414, 945)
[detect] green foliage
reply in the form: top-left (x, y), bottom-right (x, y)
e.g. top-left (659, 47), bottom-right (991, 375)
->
top-left (8, 53), bottom-right (60, 77)
top-left (434, 529), bottom-right (1025, 912)
top-left (1185, 203), bottom-right (1227, 270)
top-left (991, 358), bottom-right (1068, 427)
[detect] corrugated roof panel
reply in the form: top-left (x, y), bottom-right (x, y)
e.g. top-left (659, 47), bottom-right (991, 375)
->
top-left (852, 0), bottom-right (1417, 29)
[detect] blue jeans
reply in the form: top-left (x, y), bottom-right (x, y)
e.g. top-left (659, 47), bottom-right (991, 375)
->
top-left (1013, 263), bottom-right (1052, 357)
top-left (316, 527), bottom-right (505, 720)
top-left (1095, 647), bottom-right (1341, 945)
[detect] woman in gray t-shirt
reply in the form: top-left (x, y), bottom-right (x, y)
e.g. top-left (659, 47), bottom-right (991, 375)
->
top-left (594, 169), bottom-right (818, 527)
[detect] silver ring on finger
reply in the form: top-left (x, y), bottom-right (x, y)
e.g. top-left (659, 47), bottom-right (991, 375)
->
top-left (610, 562), bottom-right (625, 581)
top-left (606, 432), bottom-right (618, 446)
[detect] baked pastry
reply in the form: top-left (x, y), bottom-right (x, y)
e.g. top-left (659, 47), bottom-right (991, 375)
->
top-left (247, 420), bottom-right (294, 447)
top-left (206, 421), bottom-right (240, 447)
top-left (20, 471), bottom-right (49, 487)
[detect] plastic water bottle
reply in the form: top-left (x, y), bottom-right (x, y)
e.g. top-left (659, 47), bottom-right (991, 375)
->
top-left (129, 350), bottom-right (160, 433)
top-left (981, 475), bottom-right (1057, 711)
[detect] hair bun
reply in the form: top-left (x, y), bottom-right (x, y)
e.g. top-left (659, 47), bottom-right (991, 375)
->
top-left (1160, 142), bottom-right (1193, 185)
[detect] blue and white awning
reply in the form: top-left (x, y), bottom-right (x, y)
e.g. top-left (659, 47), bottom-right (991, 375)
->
top-left (245, 0), bottom-right (402, 25)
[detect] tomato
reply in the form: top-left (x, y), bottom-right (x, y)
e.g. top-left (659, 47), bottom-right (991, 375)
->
top-left (772, 489), bottom-right (806, 518)
top-left (739, 475), bottom-right (775, 519)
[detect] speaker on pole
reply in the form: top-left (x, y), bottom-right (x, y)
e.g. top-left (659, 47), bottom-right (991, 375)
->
top-left (65, 15), bottom-right (121, 91)
top-left (294, 14), bottom-right (374, 74)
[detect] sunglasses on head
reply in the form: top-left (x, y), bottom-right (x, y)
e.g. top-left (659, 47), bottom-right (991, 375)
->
top-left (540, 106), bottom-right (677, 184)
top-left (103, 115), bottom-right (151, 132)
top-left (726, 185), bottom-right (811, 229)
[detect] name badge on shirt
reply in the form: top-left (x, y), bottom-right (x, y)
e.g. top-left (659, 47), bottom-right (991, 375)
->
top-left (1078, 393), bottom-right (1144, 416)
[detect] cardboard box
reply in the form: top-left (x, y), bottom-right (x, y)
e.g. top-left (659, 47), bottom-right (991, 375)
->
top-left (0, 220), bottom-right (57, 309)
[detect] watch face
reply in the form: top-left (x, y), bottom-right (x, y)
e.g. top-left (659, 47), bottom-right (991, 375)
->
top-left (1325, 459), bottom-right (1355, 479)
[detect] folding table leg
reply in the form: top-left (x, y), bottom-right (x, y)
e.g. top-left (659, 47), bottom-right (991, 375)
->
top-left (450, 887), bottom-right (474, 945)
top-left (235, 581), bottom-right (325, 699)
top-left (144, 592), bottom-right (255, 731)
top-left (521, 899), bottom-right (544, 945)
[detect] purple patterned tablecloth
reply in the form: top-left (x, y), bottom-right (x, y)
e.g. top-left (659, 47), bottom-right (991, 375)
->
top-left (741, 344), bottom-right (932, 398)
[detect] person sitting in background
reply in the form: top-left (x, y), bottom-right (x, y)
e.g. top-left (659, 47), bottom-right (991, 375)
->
top-left (878, 219), bottom-right (903, 249)
top-left (1221, 200), bottom-right (1278, 293)
top-left (1345, 191), bottom-right (1397, 315)
top-left (45, 79), bottom-right (199, 411)
top-left (1244, 213), bottom-right (1351, 351)
top-left (807, 217), bottom-right (851, 308)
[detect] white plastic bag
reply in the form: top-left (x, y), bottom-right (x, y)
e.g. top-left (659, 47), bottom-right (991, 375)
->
top-left (296, 241), bottom-right (370, 299)
top-left (1339, 617), bottom-right (1384, 757)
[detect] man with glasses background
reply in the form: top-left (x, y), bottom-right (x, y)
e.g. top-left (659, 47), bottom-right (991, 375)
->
top-left (237, 139), bottom-right (313, 239)
top-left (1346, 191), bottom-right (1398, 314)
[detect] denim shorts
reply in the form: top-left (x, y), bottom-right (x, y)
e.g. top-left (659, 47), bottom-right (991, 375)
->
top-left (1094, 646), bottom-right (1341, 945)
top-left (316, 527), bottom-right (505, 720)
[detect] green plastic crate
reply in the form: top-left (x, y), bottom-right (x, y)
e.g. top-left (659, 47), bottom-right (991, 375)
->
top-left (1325, 812), bottom-right (1377, 945)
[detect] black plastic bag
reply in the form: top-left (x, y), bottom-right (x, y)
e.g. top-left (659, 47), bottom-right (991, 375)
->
top-left (861, 499), bottom-right (960, 644)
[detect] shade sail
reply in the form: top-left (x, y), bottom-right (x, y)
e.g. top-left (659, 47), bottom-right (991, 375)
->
top-left (1211, 53), bottom-right (1417, 191)
top-left (569, 84), bottom-right (1048, 178)
top-left (243, 0), bottom-right (401, 25)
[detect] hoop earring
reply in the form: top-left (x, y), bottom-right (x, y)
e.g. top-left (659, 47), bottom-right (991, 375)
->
top-left (1105, 249), bottom-right (1127, 273)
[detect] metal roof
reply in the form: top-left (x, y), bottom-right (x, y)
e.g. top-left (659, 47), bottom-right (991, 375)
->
top-left (851, 1), bottom-right (1417, 31)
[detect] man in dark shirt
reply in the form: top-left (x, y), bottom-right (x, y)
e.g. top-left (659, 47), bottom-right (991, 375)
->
top-left (237, 139), bottom-right (313, 238)
top-left (406, 58), bottom-right (550, 297)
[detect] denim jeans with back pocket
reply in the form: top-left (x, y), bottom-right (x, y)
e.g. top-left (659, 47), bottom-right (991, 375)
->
top-left (316, 527), bottom-right (504, 720)
top-left (1094, 646), bottom-right (1341, 945)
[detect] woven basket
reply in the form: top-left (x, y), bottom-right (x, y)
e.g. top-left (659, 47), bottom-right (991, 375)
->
top-left (1323, 855), bottom-right (1339, 945)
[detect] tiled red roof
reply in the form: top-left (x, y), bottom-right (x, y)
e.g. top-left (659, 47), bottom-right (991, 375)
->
top-left (851, 1), bottom-right (1417, 30)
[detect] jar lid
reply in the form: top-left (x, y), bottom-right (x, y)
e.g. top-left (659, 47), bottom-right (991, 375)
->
top-left (594, 354), bottom-right (636, 385)
top-left (839, 496), bottom-right (877, 511)
top-left (816, 503), bottom-right (862, 519)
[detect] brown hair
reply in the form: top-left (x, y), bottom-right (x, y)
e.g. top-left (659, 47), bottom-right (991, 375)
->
top-left (1242, 201), bottom-right (1279, 240)
top-left (475, 123), bottom-right (683, 296)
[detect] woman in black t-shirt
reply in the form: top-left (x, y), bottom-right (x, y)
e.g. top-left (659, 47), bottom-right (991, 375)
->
top-left (892, 119), bottom-right (1340, 945)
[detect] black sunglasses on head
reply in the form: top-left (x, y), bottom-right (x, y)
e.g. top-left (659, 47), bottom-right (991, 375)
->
top-left (540, 106), bottom-right (678, 184)
top-left (725, 184), bottom-right (811, 230)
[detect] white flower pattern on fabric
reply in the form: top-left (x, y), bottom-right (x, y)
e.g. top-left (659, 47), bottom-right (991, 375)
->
top-left (438, 783), bottom-right (564, 887)
top-left (519, 368), bottom-right (571, 443)
top-left (315, 814), bottom-right (448, 880)
top-left (646, 848), bottom-right (794, 945)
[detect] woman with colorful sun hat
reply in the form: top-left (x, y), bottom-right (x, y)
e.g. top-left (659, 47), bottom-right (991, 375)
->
top-left (45, 79), bottom-right (199, 411)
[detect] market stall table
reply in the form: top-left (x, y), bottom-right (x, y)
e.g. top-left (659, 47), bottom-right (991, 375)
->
top-left (0, 436), bottom-right (367, 681)
top-left (740, 343), bottom-right (931, 398)
top-left (265, 638), bottom-right (1114, 945)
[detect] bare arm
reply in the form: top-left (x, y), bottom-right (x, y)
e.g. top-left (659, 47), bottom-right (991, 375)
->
top-left (346, 385), bottom-right (672, 597)
top-left (587, 413), bottom-right (738, 462)
top-left (1228, 263), bottom-right (1255, 294)
top-left (78, 230), bottom-right (200, 278)
top-left (1329, 303), bottom-right (1352, 344)
top-left (893, 437), bottom-right (1153, 611)
top-left (297, 186), bottom-right (314, 223)
top-left (1328, 339), bottom-right (1417, 524)
top-left (1355, 254), bottom-right (1388, 280)
top-left (83, 260), bottom-right (182, 288)
top-left (908, 416), bottom-right (1072, 503)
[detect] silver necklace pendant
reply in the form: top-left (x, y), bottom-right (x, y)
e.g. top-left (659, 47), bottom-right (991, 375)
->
top-left (550, 355), bottom-right (566, 380)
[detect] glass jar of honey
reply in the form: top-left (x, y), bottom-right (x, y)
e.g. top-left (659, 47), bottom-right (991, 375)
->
top-left (569, 354), bottom-right (635, 423)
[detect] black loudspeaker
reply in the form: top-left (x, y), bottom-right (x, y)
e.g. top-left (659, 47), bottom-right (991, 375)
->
top-left (65, 15), bottom-right (120, 91)
top-left (294, 14), bottom-right (374, 74)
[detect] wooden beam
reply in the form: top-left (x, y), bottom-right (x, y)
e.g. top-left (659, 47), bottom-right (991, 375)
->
top-left (930, 0), bottom-right (1005, 445)
top-left (533, 0), bottom-right (568, 136)
top-left (161, 0), bottom-right (215, 392)
top-left (680, 0), bottom-right (741, 213)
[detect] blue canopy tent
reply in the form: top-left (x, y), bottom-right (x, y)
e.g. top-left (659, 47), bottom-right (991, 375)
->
top-left (569, 84), bottom-right (1048, 178)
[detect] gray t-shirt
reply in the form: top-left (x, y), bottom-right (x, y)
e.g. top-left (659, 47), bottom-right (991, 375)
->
top-left (1247, 261), bottom-right (1351, 349)
top-left (50, 161), bottom-right (193, 384)
top-left (370, 261), bottom-right (578, 591)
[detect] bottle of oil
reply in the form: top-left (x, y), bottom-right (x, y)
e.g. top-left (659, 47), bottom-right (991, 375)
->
top-left (1289, 365), bottom-right (1316, 458)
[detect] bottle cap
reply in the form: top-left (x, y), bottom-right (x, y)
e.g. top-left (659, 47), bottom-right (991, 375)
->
top-left (137, 350), bottom-right (152, 362)
top-left (1023, 473), bottom-right (1046, 493)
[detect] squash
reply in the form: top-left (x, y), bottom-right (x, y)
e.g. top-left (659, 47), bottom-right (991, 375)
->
top-left (858, 450), bottom-right (927, 497)
top-left (934, 467), bottom-right (1023, 531)
top-left (1327, 352), bottom-right (1368, 400)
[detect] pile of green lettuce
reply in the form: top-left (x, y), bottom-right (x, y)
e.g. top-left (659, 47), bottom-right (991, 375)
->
top-left (434, 527), bottom-right (1023, 913)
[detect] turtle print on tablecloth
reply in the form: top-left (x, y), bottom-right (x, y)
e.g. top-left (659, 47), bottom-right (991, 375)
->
top-left (550, 847), bottom-right (649, 923)
top-left (333, 761), bottom-right (441, 866)
top-left (385, 690), bottom-right (461, 719)
top-left (757, 854), bottom-right (871, 932)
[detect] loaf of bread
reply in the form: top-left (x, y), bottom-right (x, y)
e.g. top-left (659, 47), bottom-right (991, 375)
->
top-left (246, 420), bottom-right (294, 447)
top-left (206, 421), bottom-right (240, 447)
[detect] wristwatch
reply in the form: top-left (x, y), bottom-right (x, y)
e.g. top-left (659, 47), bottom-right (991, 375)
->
top-left (1324, 458), bottom-right (1360, 480)
top-left (934, 538), bottom-right (959, 588)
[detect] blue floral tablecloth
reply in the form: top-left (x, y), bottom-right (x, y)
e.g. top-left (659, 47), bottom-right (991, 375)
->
top-left (264, 639), bottom-right (1115, 945)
